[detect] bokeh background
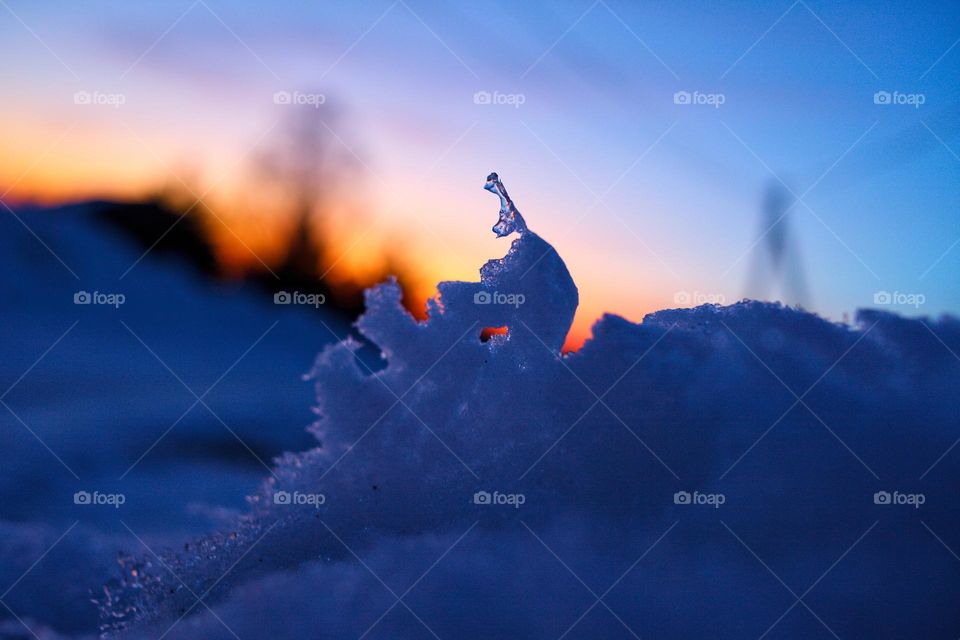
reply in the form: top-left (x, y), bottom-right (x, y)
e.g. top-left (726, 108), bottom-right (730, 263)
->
top-left (2, 2), bottom-right (960, 637)
top-left (3, 0), bottom-right (958, 349)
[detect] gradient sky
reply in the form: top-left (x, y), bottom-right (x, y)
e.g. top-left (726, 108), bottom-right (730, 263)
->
top-left (2, 0), bottom-right (958, 346)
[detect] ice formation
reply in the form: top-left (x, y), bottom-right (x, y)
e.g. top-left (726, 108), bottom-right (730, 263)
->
top-left (85, 175), bottom-right (960, 638)
top-left (485, 171), bottom-right (527, 238)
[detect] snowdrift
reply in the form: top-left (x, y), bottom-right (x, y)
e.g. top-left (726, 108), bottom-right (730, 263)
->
top-left (4, 174), bottom-right (960, 640)
top-left (89, 176), bottom-right (960, 639)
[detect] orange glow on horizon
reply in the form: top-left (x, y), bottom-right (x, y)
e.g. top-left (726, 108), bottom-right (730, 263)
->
top-left (564, 326), bottom-right (591, 353)
top-left (0, 174), bottom-right (658, 353)
top-left (2, 121), bottom-right (657, 358)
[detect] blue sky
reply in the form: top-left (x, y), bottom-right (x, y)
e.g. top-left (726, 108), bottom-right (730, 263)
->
top-left (1, 0), bottom-right (958, 340)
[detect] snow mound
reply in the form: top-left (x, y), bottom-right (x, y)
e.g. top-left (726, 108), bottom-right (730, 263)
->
top-left (102, 176), bottom-right (960, 639)
top-left (0, 203), bottom-right (345, 635)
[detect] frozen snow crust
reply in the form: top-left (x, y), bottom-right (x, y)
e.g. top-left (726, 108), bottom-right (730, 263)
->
top-left (99, 177), bottom-right (960, 639)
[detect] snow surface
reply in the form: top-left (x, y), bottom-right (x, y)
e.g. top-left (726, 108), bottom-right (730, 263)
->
top-left (102, 177), bottom-right (960, 639)
top-left (0, 204), bottom-right (347, 635)
top-left (2, 177), bottom-right (960, 639)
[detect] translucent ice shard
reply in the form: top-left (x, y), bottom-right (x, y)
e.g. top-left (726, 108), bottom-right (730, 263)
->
top-left (357, 172), bottom-right (577, 354)
top-left (485, 172), bottom-right (527, 238)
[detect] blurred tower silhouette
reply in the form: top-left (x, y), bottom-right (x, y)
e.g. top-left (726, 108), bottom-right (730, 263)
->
top-left (745, 181), bottom-right (809, 307)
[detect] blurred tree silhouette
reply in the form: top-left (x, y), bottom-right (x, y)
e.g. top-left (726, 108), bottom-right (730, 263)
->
top-left (92, 101), bottom-right (424, 320)
top-left (248, 104), bottom-right (358, 308)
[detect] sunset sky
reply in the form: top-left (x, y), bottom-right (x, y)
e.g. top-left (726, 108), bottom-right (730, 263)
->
top-left (2, 0), bottom-right (959, 347)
